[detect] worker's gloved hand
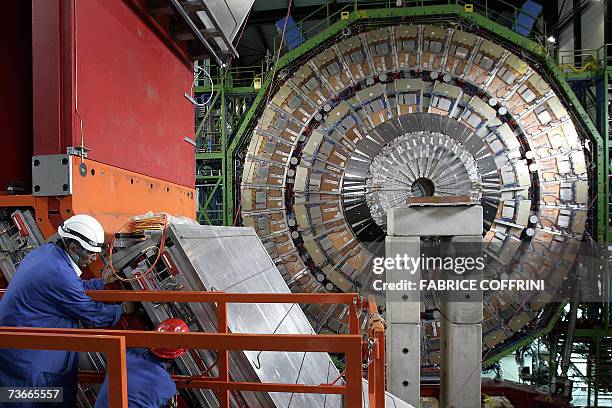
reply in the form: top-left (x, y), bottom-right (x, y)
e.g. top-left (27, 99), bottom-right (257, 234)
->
top-left (121, 301), bottom-right (137, 315)
top-left (366, 313), bottom-right (386, 331)
top-left (101, 266), bottom-right (119, 285)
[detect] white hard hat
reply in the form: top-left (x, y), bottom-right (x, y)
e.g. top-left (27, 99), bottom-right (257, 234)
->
top-left (58, 214), bottom-right (105, 253)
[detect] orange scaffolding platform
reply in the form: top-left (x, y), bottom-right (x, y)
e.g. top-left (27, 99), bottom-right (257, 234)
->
top-left (0, 290), bottom-right (386, 408)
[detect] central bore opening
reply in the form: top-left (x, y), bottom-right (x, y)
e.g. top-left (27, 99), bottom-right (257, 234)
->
top-left (411, 177), bottom-right (435, 197)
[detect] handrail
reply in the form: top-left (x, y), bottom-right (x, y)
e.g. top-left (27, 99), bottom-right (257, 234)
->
top-left (271, 0), bottom-right (548, 57)
top-left (0, 290), bottom-right (386, 407)
top-left (558, 43), bottom-right (612, 73)
top-left (366, 295), bottom-right (386, 408)
top-left (272, 1), bottom-right (353, 53)
top-left (83, 290), bottom-right (361, 304)
top-left (0, 331), bottom-right (128, 407)
top-left (195, 65), bottom-right (265, 90)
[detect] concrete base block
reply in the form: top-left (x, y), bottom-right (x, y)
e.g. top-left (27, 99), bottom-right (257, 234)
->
top-left (385, 236), bottom-right (420, 323)
top-left (441, 301), bottom-right (483, 324)
top-left (440, 323), bottom-right (482, 408)
top-left (387, 323), bottom-right (421, 407)
top-left (440, 234), bottom-right (483, 323)
top-left (388, 206), bottom-right (483, 236)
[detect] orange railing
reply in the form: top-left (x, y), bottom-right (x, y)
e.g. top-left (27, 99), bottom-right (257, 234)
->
top-left (0, 330), bottom-right (128, 407)
top-left (366, 295), bottom-right (386, 408)
top-left (0, 290), bottom-right (386, 408)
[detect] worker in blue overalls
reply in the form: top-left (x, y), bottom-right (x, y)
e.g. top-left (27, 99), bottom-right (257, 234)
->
top-left (94, 318), bottom-right (189, 408)
top-left (0, 214), bottom-right (135, 407)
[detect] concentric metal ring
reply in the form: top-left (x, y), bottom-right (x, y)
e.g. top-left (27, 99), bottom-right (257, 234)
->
top-left (240, 24), bottom-right (589, 363)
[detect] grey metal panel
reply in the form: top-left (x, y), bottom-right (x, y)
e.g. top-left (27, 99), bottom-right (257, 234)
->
top-left (345, 157), bottom-right (371, 179)
top-left (385, 236), bottom-right (421, 321)
top-left (167, 224), bottom-right (342, 407)
top-left (373, 120), bottom-right (401, 144)
top-left (197, 0), bottom-right (255, 43)
top-left (355, 136), bottom-right (384, 159)
top-left (32, 154), bottom-right (72, 196)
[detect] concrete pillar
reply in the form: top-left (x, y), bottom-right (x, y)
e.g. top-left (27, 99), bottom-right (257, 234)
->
top-left (439, 322), bottom-right (483, 408)
top-left (439, 235), bottom-right (483, 408)
top-left (385, 206), bottom-right (484, 408)
top-left (385, 236), bottom-right (421, 406)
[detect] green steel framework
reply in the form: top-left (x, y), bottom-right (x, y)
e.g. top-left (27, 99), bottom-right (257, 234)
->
top-left (194, 0), bottom-right (611, 385)
top-left (195, 69), bottom-right (261, 225)
top-left (559, 44), bottom-right (612, 407)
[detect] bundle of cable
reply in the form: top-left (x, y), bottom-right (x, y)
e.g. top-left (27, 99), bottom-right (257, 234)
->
top-left (109, 212), bottom-right (168, 282)
top-left (127, 212), bottom-right (168, 234)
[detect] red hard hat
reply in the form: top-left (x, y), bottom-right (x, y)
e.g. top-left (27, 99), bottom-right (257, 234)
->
top-left (150, 318), bottom-right (190, 359)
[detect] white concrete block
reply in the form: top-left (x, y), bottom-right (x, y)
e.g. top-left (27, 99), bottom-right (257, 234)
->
top-left (387, 323), bottom-right (421, 407)
top-left (385, 236), bottom-right (421, 323)
top-left (440, 234), bottom-right (483, 323)
top-left (440, 323), bottom-right (482, 408)
top-left (387, 206), bottom-right (483, 236)
top-left (441, 301), bottom-right (483, 324)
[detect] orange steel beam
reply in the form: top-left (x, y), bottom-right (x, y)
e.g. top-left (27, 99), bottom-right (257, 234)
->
top-left (0, 194), bottom-right (55, 237)
top-left (79, 371), bottom-right (347, 394)
top-left (0, 327), bottom-right (362, 405)
top-left (0, 157), bottom-right (196, 242)
top-left (0, 331), bottom-right (127, 408)
top-left (67, 157), bottom-right (195, 233)
top-left (366, 296), bottom-right (386, 408)
top-left (0, 291), bottom-right (371, 406)
top-left (0, 327), bottom-right (362, 353)
top-left (82, 290), bottom-right (361, 304)
top-left (216, 301), bottom-right (229, 408)
top-left (171, 379), bottom-right (345, 394)
top-left (0, 290), bottom-right (362, 306)
top-left (345, 336), bottom-right (363, 408)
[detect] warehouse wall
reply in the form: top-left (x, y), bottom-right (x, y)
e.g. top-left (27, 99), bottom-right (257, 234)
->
top-left (580, 1), bottom-right (605, 51)
top-left (32, 0), bottom-right (196, 188)
top-left (557, 0), bottom-right (605, 64)
top-left (557, 0), bottom-right (574, 57)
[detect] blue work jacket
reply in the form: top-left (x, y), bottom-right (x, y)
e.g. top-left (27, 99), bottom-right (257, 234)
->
top-left (0, 243), bottom-right (122, 407)
top-left (94, 348), bottom-right (176, 408)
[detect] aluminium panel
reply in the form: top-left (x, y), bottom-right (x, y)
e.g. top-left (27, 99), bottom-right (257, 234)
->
top-left (168, 224), bottom-right (341, 407)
